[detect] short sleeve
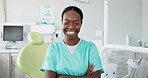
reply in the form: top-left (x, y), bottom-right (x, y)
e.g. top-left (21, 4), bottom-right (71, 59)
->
top-left (89, 43), bottom-right (104, 73)
top-left (40, 44), bottom-right (56, 72)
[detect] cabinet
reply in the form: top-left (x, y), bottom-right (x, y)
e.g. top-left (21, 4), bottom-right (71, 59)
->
top-left (0, 50), bottom-right (28, 78)
top-left (11, 54), bottom-right (28, 78)
top-left (0, 54), bottom-right (10, 78)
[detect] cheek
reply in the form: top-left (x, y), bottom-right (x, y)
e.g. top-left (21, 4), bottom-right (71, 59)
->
top-left (62, 27), bottom-right (64, 32)
top-left (76, 27), bottom-right (81, 31)
top-left (62, 26), bottom-right (66, 32)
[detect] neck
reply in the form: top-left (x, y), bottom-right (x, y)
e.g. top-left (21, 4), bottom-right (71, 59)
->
top-left (64, 37), bottom-right (80, 46)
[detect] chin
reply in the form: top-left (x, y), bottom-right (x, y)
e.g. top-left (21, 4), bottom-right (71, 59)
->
top-left (66, 35), bottom-right (76, 39)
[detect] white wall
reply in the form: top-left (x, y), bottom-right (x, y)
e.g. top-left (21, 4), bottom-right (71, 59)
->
top-left (5, 0), bottom-right (104, 41)
top-left (0, 0), bottom-right (5, 30)
top-left (143, 0), bottom-right (148, 46)
top-left (0, 0), bottom-right (146, 47)
top-left (108, 0), bottom-right (143, 45)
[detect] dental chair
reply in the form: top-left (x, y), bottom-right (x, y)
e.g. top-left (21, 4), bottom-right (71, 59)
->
top-left (17, 32), bottom-right (49, 78)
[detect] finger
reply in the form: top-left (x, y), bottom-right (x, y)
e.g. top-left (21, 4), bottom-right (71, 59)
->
top-left (89, 70), bottom-right (93, 75)
top-left (89, 66), bottom-right (94, 72)
top-left (88, 68), bottom-right (92, 75)
top-left (87, 64), bottom-right (95, 75)
top-left (89, 65), bottom-right (94, 73)
top-left (87, 70), bottom-right (91, 75)
top-left (89, 64), bottom-right (94, 70)
top-left (89, 69), bottom-right (94, 75)
top-left (90, 63), bottom-right (95, 67)
top-left (89, 64), bottom-right (93, 67)
top-left (89, 64), bottom-right (94, 69)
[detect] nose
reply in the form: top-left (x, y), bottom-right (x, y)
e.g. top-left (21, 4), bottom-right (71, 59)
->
top-left (68, 23), bottom-right (75, 29)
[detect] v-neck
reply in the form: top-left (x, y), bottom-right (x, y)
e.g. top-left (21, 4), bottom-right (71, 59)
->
top-left (62, 39), bottom-right (82, 56)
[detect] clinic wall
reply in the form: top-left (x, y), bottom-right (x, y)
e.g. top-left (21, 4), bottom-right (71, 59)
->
top-left (143, 0), bottom-right (148, 46)
top-left (5, 0), bottom-right (104, 40)
top-left (0, 0), bottom-right (145, 46)
top-left (0, 0), bottom-right (5, 30)
top-left (108, 0), bottom-right (143, 45)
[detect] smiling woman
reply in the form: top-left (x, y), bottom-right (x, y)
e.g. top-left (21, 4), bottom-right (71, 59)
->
top-left (40, 6), bottom-right (104, 78)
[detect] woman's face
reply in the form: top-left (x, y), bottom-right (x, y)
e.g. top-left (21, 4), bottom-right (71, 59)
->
top-left (62, 10), bottom-right (82, 39)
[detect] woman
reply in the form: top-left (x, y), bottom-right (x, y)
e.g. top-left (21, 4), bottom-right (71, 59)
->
top-left (41, 6), bottom-right (104, 78)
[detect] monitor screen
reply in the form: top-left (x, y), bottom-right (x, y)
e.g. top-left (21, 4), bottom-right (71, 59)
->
top-left (3, 25), bottom-right (23, 41)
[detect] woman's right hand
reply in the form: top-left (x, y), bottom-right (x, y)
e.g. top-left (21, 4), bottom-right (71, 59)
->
top-left (86, 64), bottom-right (95, 75)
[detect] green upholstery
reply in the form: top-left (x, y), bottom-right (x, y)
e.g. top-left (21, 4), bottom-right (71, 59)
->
top-left (17, 32), bottom-right (49, 78)
top-left (28, 32), bottom-right (44, 45)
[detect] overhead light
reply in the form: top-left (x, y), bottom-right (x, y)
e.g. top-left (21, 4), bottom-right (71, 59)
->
top-left (74, 0), bottom-right (90, 4)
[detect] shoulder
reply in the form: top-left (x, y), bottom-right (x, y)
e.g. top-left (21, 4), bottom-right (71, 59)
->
top-left (81, 39), bottom-right (96, 47)
top-left (50, 40), bottom-right (62, 46)
top-left (48, 40), bottom-right (64, 49)
top-left (46, 40), bottom-right (64, 55)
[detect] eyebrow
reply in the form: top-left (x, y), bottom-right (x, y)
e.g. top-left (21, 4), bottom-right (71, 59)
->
top-left (64, 19), bottom-right (80, 22)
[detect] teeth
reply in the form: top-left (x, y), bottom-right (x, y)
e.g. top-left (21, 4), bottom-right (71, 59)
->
top-left (67, 31), bottom-right (75, 34)
top-left (68, 31), bottom-right (74, 34)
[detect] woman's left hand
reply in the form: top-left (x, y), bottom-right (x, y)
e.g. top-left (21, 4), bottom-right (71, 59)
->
top-left (86, 64), bottom-right (95, 75)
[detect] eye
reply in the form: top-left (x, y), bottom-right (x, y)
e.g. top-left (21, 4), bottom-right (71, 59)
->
top-left (64, 22), bottom-right (70, 26)
top-left (74, 22), bottom-right (80, 26)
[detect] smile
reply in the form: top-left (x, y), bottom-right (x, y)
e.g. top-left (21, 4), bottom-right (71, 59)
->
top-left (66, 31), bottom-right (76, 35)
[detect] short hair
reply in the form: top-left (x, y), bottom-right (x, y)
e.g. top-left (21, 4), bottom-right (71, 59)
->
top-left (61, 6), bottom-right (83, 24)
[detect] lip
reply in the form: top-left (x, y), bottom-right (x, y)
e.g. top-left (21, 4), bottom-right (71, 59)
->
top-left (66, 30), bottom-right (76, 35)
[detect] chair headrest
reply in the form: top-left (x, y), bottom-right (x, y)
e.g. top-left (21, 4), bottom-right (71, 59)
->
top-left (28, 32), bottom-right (44, 45)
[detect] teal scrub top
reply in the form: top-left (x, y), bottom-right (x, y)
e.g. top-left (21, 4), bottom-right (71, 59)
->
top-left (40, 39), bottom-right (104, 76)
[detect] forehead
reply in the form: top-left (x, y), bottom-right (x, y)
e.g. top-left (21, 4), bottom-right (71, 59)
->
top-left (63, 10), bottom-right (81, 21)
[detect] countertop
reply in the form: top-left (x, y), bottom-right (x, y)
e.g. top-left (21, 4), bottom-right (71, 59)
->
top-left (0, 47), bottom-right (21, 54)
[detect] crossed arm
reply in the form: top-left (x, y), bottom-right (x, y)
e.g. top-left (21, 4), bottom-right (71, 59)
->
top-left (45, 64), bottom-right (101, 78)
